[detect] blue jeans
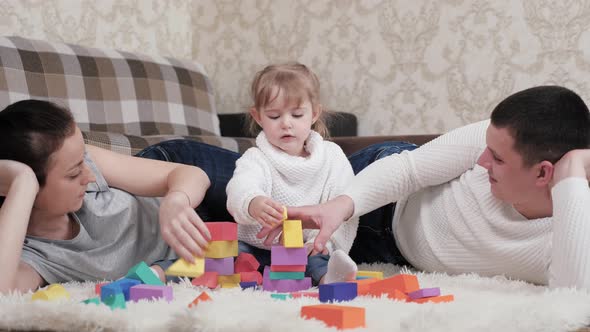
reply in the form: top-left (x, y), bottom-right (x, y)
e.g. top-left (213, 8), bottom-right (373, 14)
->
top-left (347, 142), bottom-right (418, 266)
top-left (238, 241), bottom-right (328, 286)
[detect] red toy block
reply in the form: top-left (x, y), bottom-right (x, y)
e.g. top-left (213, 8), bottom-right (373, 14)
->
top-left (205, 222), bottom-right (237, 241)
top-left (270, 265), bottom-right (306, 272)
top-left (368, 274), bottom-right (419, 294)
top-left (234, 252), bottom-right (260, 273)
top-left (188, 291), bottom-right (212, 308)
top-left (191, 271), bottom-right (219, 289)
top-left (301, 304), bottom-right (365, 329)
top-left (411, 294), bottom-right (454, 304)
top-left (240, 271), bottom-right (263, 285)
top-left (95, 282), bottom-right (107, 295)
top-left (291, 291), bottom-right (319, 299)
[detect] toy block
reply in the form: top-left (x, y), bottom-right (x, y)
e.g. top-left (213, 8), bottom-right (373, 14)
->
top-left (95, 282), bottom-right (107, 295)
top-left (205, 257), bottom-right (234, 275)
top-left (319, 282), bottom-right (357, 303)
top-left (263, 266), bottom-right (311, 292)
top-left (240, 281), bottom-right (258, 289)
top-left (377, 289), bottom-right (409, 301)
top-left (32, 284), bottom-right (70, 301)
top-left (100, 283), bottom-right (123, 302)
top-left (218, 273), bottom-right (241, 285)
top-left (126, 261), bottom-right (164, 285)
top-left (271, 245), bottom-right (307, 266)
top-left (103, 292), bottom-right (126, 310)
top-left (188, 291), bottom-right (212, 308)
top-left (205, 222), bottom-right (238, 241)
top-left (220, 282), bottom-right (239, 288)
top-left (205, 240), bottom-right (238, 258)
top-left (368, 274), bottom-right (419, 294)
top-left (349, 279), bottom-right (379, 296)
top-left (234, 252), bottom-right (260, 273)
top-left (113, 278), bottom-right (142, 301)
top-left (412, 294), bottom-right (454, 304)
top-left (282, 206), bottom-right (288, 220)
top-left (408, 287), bottom-right (441, 300)
top-left (291, 291), bottom-right (319, 299)
top-left (240, 271), bottom-right (263, 285)
top-left (191, 271), bottom-right (219, 289)
top-left (283, 219), bottom-right (304, 248)
top-left (270, 264), bottom-right (306, 272)
top-left (301, 304), bottom-right (366, 329)
top-left (82, 297), bottom-right (100, 305)
top-left (269, 271), bottom-right (305, 280)
top-left (271, 293), bottom-right (292, 300)
top-left (129, 284), bottom-right (173, 302)
top-left (356, 270), bottom-right (383, 280)
top-left (166, 257), bottom-right (205, 278)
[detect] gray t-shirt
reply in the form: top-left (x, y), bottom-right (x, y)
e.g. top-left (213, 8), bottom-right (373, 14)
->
top-left (21, 154), bottom-right (177, 283)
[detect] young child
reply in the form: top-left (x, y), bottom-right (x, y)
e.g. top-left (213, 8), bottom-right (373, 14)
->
top-left (226, 62), bottom-right (359, 285)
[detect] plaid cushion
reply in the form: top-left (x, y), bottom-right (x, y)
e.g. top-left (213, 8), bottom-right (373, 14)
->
top-left (0, 36), bottom-right (220, 136)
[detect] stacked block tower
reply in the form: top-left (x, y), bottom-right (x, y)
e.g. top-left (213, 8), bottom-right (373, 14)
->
top-left (198, 222), bottom-right (240, 288)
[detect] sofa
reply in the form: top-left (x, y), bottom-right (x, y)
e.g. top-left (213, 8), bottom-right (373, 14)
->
top-left (0, 36), bottom-right (437, 157)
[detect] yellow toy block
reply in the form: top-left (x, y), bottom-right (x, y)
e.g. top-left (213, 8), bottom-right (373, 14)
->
top-left (165, 257), bottom-right (205, 278)
top-left (32, 284), bottom-right (70, 301)
top-left (356, 271), bottom-right (384, 280)
top-left (218, 273), bottom-right (240, 288)
top-left (205, 240), bottom-right (238, 258)
top-left (283, 219), bottom-right (304, 248)
top-left (282, 206), bottom-right (288, 220)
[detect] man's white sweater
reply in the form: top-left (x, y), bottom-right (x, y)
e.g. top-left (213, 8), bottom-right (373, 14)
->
top-left (344, 120), bottom-right (590, 288)
top-left (227, 131), bottom-right (359, 253)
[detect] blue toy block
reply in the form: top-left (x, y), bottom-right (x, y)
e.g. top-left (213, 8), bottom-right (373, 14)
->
top-left (319, 282), bottom-right (358, 303)
top-left (100, 283), bottom-right (122, 302)
top-left (240, 281), bottom-right (258, 289)
top-left (114, 278), bottom-right (142, 301)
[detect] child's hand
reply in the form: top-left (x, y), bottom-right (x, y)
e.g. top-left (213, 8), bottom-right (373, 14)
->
top-left (248, 196), bottom-right (284, 227)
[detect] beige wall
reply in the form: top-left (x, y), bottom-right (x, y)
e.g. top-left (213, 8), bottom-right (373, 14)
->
top-left (2, 0), bottom-right (590, 135)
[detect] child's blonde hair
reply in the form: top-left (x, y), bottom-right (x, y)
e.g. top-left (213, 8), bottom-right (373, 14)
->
top-left (246, 62), bottom-right (329, 138)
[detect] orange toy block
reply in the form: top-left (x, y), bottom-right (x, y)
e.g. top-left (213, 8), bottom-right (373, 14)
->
top-left (95, 282), bottom-right (107, 295)
top-left (234, 252), bottom-right (260, 273)
top-left (349, 279), bottom-right (379, 296)
top-left (369, 274), bottom-right (419, 294)
top-left (240, 271), bottom-right (263, 285)
top-left (301, 304), bottom-right (366, 330)
top-left (412, 294), bottom-right (454, 304)
top-left (192, 271), bottom-right (219, 289)
top-left (188, 291), bottom-right (212, 308)
top-left (205, 222), bottom-right (237, 241)
top-left (369, 289), bottom-right (409, 301)
top-left (270, 265), bottom-right (306, 272)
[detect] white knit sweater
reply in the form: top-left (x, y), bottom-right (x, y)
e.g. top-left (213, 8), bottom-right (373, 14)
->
top-left (226, 131), bottom-right (359, 254)
top-left (344, 120), bottom-right (590, 288)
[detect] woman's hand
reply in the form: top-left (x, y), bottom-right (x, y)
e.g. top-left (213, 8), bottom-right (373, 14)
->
top-left (248, 196), bottom-right (284, 227)
top-left (158, 191), bottom-right (211, 262)
top-left (0, 160), bottom-right (38, 196)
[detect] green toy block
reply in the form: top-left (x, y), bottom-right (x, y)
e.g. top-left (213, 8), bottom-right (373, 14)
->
top-left (271, 293), bottom-right (292, 300)
top-left (269, 271), bottom-right (305, 280)
top-left (126, 261), bottom-right (164, 285)
top-left (103, 293), bottom-right (126, 310)
top-left (82, 297), bottom-right (100, 305)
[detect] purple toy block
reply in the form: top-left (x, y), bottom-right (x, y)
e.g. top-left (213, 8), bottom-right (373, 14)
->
top-left (205, 257), bottom-right (235, 275)
top-left (262, 266), bottom-right (311, 292)
top-left (129, 284), bottom-right (173, 302)
top-left (319, 282), bottom-right (358, 303)
top-left (270, 246), bottom-right (307, 266)
top-left (114, 278), bottom-right (141, 301)
top-left (408, 287), bottom-right (441, 300)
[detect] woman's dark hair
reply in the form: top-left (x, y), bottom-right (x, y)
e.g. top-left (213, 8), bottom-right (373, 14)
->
top-left (0, 99), bottom-right (75, 186)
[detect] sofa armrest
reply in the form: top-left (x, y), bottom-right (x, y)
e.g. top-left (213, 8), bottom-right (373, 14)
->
top-left (330, 135), bottom-right (439, 156)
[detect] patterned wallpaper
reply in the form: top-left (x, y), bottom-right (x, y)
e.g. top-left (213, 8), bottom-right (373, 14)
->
top-left (2, 0), bottom-right (590, 135)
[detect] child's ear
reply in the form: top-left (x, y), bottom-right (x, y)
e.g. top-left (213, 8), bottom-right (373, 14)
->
top-left (535, 161), bottom-right (554, 187)
top-left (312, 104), bottom-right (323, 124)
top-left (249, 107), bottom-right (263, 127)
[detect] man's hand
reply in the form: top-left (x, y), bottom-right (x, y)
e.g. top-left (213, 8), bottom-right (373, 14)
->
top-left (256, 195), bottom-right (354, 253)
top-left (248, 196), bottom-right (284, 227)
top-left (551, 149), bottom-right (590, 188)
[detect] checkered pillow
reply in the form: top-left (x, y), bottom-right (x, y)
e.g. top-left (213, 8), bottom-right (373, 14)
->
top-left (0, 36), bottom-right (220, 136)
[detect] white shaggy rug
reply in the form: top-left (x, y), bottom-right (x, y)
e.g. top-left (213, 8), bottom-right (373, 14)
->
top-left (1, 263), bottom-right (590, 332)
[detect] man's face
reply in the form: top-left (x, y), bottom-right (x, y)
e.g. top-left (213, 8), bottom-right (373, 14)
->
top-left (476, 124), bottom-right (542, 205)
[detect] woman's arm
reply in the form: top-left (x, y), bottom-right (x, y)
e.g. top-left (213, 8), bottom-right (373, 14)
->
top-left (0, 160), bottom-right (44, 293)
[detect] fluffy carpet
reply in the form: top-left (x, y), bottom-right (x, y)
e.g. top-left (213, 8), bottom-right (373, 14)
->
top-left (1, 263), bottom-right (590, 332)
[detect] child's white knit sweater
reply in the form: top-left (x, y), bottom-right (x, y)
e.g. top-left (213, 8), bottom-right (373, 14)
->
top-left (227, 131), bottom-right (359, 254)
top-left (344, 120), bottom-right (590, 288)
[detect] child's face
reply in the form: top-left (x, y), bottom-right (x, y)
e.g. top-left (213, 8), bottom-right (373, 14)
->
top-left (251, 89), bottom-right (319, 157)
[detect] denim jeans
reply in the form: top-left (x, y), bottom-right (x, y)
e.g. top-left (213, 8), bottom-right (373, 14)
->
top-left (347, 141), bottom-right (418, 266)
top-left (238, 241), bottom-right (329, 286)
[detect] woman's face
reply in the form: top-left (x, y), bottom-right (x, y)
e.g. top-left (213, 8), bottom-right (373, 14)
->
top-left (34, 127), bottom-right (95, 215)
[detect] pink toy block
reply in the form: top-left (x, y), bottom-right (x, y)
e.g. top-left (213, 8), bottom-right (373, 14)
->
top-left (240, 271), bottom-right (263, 285)
top-left (95, 282), bottom-right (107, 295)
top-left (262, 266), bottom-right (311, 292)
top-left (408, 287), bottom-right (440, 300)
top-left (129, 284), bottom-right (173, 302)
top-left (234, 252), bottom-right (260, 273)
top-left (205, 222), bottom-right (237, 241)
top-left (205, 257), bottom-right (234, 275)
top-left (270, 265), bottom-right (306, 272)
top-left (191, 271), bottom-right (219, 289)
top-left (270, 245), bottom-right (307, 266)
